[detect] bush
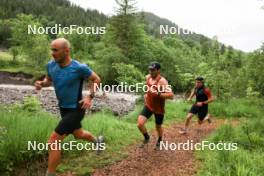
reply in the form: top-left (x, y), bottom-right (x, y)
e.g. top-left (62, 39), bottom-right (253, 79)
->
top-left (112, 62), bottom-right (144, 86)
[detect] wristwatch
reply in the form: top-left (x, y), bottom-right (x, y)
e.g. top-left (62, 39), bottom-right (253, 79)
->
top-left (89, 93), bottom-right (95, 99)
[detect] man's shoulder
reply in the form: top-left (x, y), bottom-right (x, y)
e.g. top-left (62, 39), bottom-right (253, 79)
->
top-left (47, 60), bottom-right (56, 66)
top-left (71, 59), bottom-right (88, 68)
top-left (146, 74), bottom-right (151, 80)
top-left (158, 76), bottom-right (168, 85)
top-left (204, 87), bottom-right (211, 93)
top-left (47, 60), bottom-right (57, 70)
top-left (203, 86), bottom-right (210, 90)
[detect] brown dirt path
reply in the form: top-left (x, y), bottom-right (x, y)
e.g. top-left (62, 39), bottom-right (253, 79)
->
top-left (92, 119), bottom-right (238, 176)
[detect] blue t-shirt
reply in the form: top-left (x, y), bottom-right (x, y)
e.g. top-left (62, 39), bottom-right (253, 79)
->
top-left (47, 59), bottom-right (93, 108)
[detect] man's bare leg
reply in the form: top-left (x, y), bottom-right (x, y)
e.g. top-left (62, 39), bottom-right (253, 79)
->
top-left (137, 115), bottom-right (150, 147)
top-left (46, 132), bottom-right (66, 175)
top-left (203, 114), bottom-right (212, 123)
top-left (156, 124), bottom-right (163, 139)
top-left (155, 124), bottom-right (163, 149)
top-left (179, 113), bottom-right (194, 134)
top-left (73, 128), bottom-right (96, 141)
top-left (73, 128), bottom-right (104, 154)
top-left (137, 115), bottom-right (148, 135)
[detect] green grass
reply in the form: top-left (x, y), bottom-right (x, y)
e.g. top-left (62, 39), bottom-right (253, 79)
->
top-left (0, 97), bottom-right (57, 173)
top-left (2, 94), bottom-right (263, 175)
top-left (55, 100), bottom-right (188, 175)
top-left (0, 97), bottom-right (187, 175)
top-left (0, 51), bottom-right (13, 61)
top-left (196, 98), bottom-right (264, 176)
top-left (0, 51), bottom-right (45, 77)
top-left (210, 98), bottom-right (263, 118)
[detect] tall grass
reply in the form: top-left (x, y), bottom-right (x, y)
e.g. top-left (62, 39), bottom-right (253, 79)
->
top-left (210, 98), bottom-right (263, 118)
top-left (196, 98), bottom-right (264, 176)
top-left (0, 97), bottom-right (186, 174)
top-left (57, 100), bottom-right (188, 174)
top-left (0, 97), bottom-right (57, 173)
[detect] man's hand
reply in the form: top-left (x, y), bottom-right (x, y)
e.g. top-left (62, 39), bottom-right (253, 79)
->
top-left (196, 102), bottom-right (203, 107)
top-left (149, 88), bottom-right (159, 96)
top-left (34, 76), bottom-right (52, 90)
top-left (34, 81), bottom-right (43, 90)
top-left (79, 96), bottom-right (92, 109)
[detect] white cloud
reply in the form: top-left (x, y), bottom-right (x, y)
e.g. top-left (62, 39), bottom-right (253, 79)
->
top-left (70, 0), bottom-right (264, 52)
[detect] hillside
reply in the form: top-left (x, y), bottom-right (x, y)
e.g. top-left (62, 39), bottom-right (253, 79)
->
top-left (0, 0), bottom-right (108, 47)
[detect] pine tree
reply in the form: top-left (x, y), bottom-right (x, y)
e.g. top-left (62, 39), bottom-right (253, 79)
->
top-left (107, 0), bottom-right (140, 56)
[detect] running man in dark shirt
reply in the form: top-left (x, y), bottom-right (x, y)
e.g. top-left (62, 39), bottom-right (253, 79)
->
top-left (34, 38), bottom-right (102, 176)
top-left (179, 77), bottom-right (214, 134)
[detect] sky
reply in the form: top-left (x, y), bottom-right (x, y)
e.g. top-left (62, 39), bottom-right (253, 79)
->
top-left (69, 0), bottom-right (264, 52)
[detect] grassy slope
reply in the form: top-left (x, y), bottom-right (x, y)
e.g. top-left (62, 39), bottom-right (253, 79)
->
top-left (0, 51), bottom-right (45, 77)
top-left (0, 97), bottom-right (188, 175)
top-left (0, 73), bottom-right (263, 175)
top-left (196, 98), bottom-right (264, 176)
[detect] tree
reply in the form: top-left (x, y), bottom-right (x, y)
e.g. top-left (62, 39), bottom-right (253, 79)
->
top-left (93, 43), bottom-right (127, 85)
top-left (246, 45), bottom-right (264, 96)
top-left (10, 14), bottom-right (50, 69)
top-left (0, 19), bottom-right (12, 47)
top-left (9, 47), bottom-right (19, 62)
top-left (59, 31), bottom-right (98, 62)
top-left (105, 0), bottom-right (141, 56)
top-left (113, 63), bottom-right (144, 85)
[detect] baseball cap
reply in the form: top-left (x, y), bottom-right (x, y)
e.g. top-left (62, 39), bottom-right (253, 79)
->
top-left (148, 61), bottom-right (161, 70)
top-left (195, 76), bottom-right (205, 82)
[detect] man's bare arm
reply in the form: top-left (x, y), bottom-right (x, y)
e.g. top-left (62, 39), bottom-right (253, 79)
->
top-left (79, 72), bottom-right (101, 109)
top-left (203, 96), bottom-right (214, 104)
top-left (187, 88), bottom-right (195, 101)
top-left (42, 76), bottom-right (52, 87)
top-left (34, 76), bottom-right (52, 90)
top-left (87, 72), bottom-right (101, 97)
top-left (158, 78), bottom-right (174, 99)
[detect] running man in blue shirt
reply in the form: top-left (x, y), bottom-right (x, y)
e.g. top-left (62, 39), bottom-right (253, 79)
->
top-left (34, 38), bottom-right (102, 176)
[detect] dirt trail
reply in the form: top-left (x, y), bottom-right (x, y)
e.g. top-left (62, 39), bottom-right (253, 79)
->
top-left (92, 119), bottom-right (238, 176)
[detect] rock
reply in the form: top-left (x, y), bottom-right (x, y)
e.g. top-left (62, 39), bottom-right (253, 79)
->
top-left (0, 84), bottom-right (139, 116)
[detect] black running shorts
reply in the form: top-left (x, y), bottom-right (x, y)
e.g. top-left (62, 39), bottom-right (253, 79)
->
top-left (55, 107), bottom-right (85, 135)
top-left (140, 106), bottom-right (164, 125)
top-left (189, 104), bottom-right (208, 121)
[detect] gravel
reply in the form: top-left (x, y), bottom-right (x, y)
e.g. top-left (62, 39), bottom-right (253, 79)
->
top-left (0, 84), bottom-right (139, 116)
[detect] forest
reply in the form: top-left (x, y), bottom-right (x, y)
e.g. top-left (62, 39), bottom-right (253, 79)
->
top-left (0, 0), bottom-right (263, 175)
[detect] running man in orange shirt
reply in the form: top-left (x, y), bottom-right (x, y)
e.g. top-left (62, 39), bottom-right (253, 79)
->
top-left (137, 62), bottom-right (174, 149)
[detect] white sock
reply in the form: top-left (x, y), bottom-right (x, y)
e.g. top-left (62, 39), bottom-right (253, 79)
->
top-left (203, 115), bottom-right (209, 121)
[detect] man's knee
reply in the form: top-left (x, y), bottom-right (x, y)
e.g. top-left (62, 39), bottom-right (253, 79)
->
top-left (156, 124), bottom-right (162, 130)
top-left (137, 115), bottom-right (146, 128)
top-left (186, 113), bottom-right (193, 120)
top-left (73, 129), bottom-right (84, 139)
top-left (48, 132), bottom-right (64, 144)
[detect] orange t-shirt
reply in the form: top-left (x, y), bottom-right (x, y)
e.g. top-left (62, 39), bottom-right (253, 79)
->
top-left (145, 75), bottom-right (165, 115)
